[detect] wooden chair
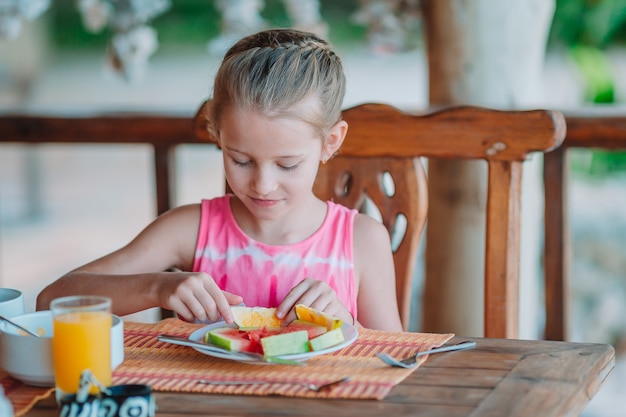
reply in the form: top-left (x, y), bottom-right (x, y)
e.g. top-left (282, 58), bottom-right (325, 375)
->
top-left (313, 137), bottom-right (428, 331)
top-left (194, 101), bottom-right (566, 337)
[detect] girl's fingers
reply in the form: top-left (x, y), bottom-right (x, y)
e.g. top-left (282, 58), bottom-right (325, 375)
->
top-left (278, 279), bottom-right (352, 324)
top-left (308, 297), bottom-right (332, 315)
top-left (160, 273), bottom-right (242, 323)
top-left (221, 291), bottom-right (244, 324)
top-left (167, 297), bottom-right (195, 322)
top-left (185, 290), bottom-right (214, 322)
top-left (200, 283), bottom-right (239, 323)
top-left (276, 282), bottom-right (309, 319)
top-left (277, 280), bottom-right (328, 322)
top-left (212, 294), bottom-right (233, 323)
top-left (223, 291), bottom-right (244, 306)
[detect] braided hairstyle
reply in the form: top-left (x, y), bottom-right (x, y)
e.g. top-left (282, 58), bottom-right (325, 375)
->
top-left (208, 29), bottom-right (346, 140)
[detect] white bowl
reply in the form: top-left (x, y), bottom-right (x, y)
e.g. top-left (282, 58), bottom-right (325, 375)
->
top-left (0, 310), bottom-right (124, 387)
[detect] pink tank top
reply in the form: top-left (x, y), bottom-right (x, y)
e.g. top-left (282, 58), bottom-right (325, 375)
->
top-left (192, 195), bottom-right (358, 317)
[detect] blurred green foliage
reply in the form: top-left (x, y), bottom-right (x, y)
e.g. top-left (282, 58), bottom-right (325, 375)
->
top-left (549, 0), bottom-right (626, 48)
top-left (569, 45), bottom-right (615, 103)
top-left (548, 0), bottom-right (625, 104)
top-left (49, 0), bottom-right (362, 49)
top-left (570, 148), bottom-right (626, 176)
top-left (549, 0), bottom-right (626, 175)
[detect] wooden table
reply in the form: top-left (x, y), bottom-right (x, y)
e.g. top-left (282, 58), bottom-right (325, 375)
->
top-left (22, 336), bottom-right (614, 417)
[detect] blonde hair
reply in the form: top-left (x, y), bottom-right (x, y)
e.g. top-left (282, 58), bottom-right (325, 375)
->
top-left (208, 29), bottom-right (346, 139)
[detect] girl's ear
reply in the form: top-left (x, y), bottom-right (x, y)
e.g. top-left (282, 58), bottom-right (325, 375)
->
top-left (322, 120), bottom-right (348, 162)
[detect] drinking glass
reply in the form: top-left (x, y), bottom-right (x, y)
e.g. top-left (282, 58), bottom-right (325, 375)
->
top-left (51, 296), bottom-right (112, 400)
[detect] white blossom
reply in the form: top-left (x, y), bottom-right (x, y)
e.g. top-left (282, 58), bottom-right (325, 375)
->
top-left (0, 0), bottom-right (50, 39)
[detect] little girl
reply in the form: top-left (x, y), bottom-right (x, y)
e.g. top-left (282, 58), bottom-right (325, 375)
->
top-left (37, 29), bottom-right (403, 332)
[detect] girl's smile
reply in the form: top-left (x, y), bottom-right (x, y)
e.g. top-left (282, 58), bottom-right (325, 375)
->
top-left (250, 197), bottom-right (282, 208)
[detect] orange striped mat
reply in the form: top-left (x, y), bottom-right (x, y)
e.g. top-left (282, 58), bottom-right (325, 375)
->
top-left (0, 372), bottom-right (54, 417)
top-left (1, 319), bottom-right (454, 415)
top-left (114, 319), bottom-right (454, 400)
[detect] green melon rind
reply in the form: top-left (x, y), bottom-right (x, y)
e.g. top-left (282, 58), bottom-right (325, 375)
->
top-left (260, 330), bottom-right (310, 356)
top-left (309, 327), bottom-right (345, 351)
top-left (206, 327), bottom-right (254, 352)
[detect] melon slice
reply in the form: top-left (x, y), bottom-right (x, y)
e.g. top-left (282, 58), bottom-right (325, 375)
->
top-left (205, 327), bottom-right (261, 354)
top-left (261, 330), bottom-right (310, 357)
top-left (295, 304), bottom-right (343, 330)
top-left (286, 320), bottom-right (328, 338)
top-left (309, 327), bottom-right (345, 351)
top-left (232, 306), bottom-right (284, 328)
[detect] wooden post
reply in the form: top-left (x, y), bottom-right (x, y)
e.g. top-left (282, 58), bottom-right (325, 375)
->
top-left (421, 0), bottom-right (556, 337)
top-left (543, 146), bottom-right (570, 340)
top-left (153, 144), bottom-right (176, 216)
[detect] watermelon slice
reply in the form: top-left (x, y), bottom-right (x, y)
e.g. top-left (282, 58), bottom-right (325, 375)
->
top-left (205, 327), bottom-right (261, 354)
top-left (246, 327), bottom-right (287, 345)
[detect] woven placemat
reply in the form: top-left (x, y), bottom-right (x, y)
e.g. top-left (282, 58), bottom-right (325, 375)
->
top-left (1, 371), bottom-right (54, 417)
top-left (114, 319), bottom-right (454, 400)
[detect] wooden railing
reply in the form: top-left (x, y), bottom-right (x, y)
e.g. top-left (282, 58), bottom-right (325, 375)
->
top-left (543, 107), bottom-right (626, 341)
top-left (0, 109), bottom-right (207, 216)
top-left (2, 106), bottom-right (625, 339)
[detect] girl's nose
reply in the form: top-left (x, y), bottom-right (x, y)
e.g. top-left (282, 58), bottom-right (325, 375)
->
top-left (252, 167), bottom-right (277, 195)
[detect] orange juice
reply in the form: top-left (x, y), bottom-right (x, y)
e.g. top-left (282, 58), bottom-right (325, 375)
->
top-left (53, 311), bottom-right (111, 395)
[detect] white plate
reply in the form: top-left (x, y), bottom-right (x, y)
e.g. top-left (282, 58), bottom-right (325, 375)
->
top-left (188, 321), bottom-right (358, 363)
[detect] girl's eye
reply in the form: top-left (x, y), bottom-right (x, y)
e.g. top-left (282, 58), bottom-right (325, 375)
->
top-left (233, 159), bottom-right (252, 167)
top-left (280, 164), bottom-right (298, 172)
top-left (231, 158), bottom-right (298, 171)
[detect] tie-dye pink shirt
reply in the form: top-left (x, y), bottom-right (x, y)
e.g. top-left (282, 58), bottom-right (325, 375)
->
top-left (192, 195), bottom-right (358, 318)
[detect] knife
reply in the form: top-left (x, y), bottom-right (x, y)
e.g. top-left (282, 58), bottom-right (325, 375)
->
top-left (157, 334), bottom-right (305, 366)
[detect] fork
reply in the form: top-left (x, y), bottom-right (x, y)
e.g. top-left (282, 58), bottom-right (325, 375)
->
top-left (198, 376), bottom-right (350, 392)
top-left (376, 340), bottom-right (476, 368)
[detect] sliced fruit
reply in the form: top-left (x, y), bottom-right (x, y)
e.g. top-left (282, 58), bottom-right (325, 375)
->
top-left (232, 306), bottom-right (284, 328)
top-left (206, 327), bottom-right (261, 354)
top-left (246, 327), bottom-right (288, 345)
top-left (294, 304), bottom-right (343, 330)
top-left (309, 327), bottom-right (345, 351)
top-left (286, 320), bottom-right (328, 338)
top-left (261, 330), bottom-right (310, 357)
top-left (205, 306), bottom-right (345, 356)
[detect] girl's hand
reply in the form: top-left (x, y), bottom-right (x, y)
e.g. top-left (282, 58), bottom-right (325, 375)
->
top-left (156, 272), bottom-right (243, 323)
top-left (275, 278), bottom-right (353, 325)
